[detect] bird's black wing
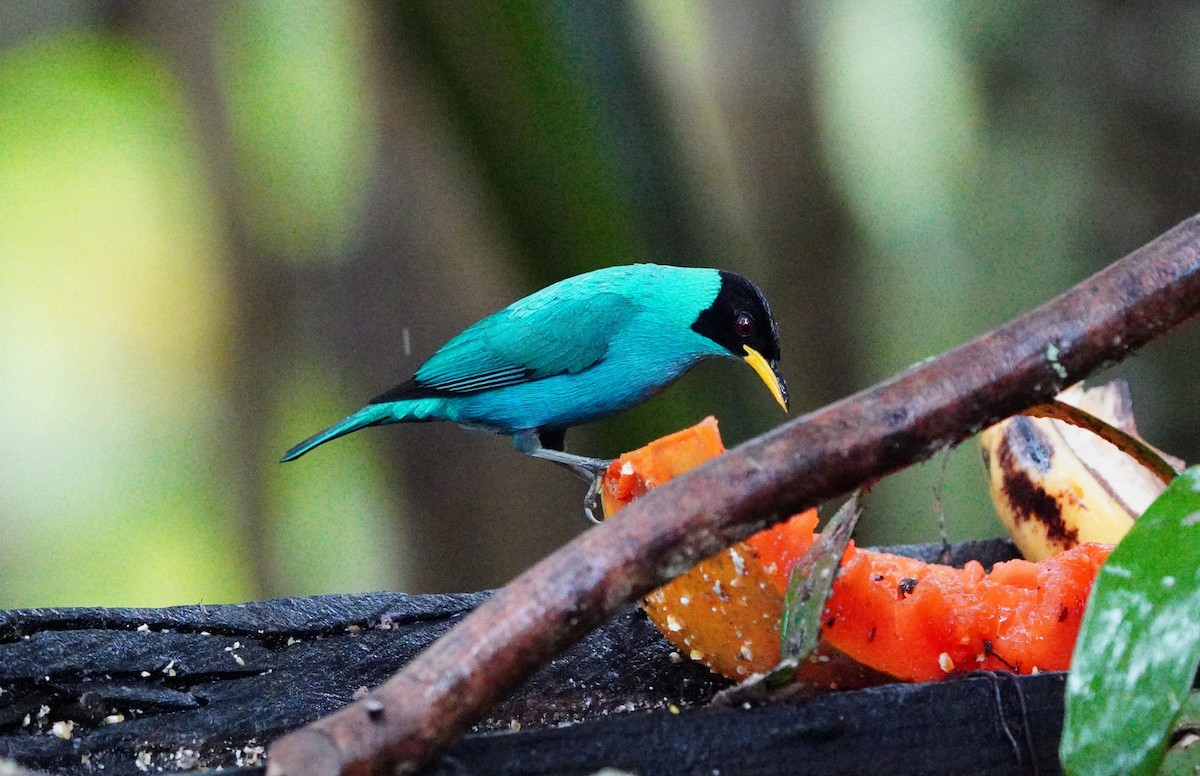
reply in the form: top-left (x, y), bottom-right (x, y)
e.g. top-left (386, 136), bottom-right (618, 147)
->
top-left (370, 365), bottom-right (532, 403)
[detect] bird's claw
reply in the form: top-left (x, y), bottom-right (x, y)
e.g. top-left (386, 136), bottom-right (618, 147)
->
top-left (516, 434), bottom-right (611, 523)
top-left (582, 475), bottom-right (604, 524)
top-left (555, 457), bottom-right (610, 523)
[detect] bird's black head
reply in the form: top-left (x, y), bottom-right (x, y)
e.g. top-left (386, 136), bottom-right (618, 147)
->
top-left (691, 271), bottom-right (788, 410)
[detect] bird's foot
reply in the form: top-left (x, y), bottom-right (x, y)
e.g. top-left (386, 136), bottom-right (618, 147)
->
top-left (558, 457), bottom-right (611, 524)
top-left (582, 475), bottom-right (604, 525)
top-left (514, 433), bottom-right (613, 522)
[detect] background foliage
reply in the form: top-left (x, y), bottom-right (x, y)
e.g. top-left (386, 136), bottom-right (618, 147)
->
top-left (1, 1), bottom-right (1197, 606)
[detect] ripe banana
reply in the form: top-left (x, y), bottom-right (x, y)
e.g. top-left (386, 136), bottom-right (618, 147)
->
top-left (980, 381), bottom-right (1182, 561)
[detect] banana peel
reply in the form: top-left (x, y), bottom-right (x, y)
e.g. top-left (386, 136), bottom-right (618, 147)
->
top-left (980, 381), bottom-right (1184, 561)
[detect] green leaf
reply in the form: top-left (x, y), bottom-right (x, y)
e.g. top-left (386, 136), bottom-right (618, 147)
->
top-left (780, 492), bottom-right (862, 660)
top-left (1061, 467), bottom-right (1200, 776)
top-left (713, 494), bottom-right (861, 704)
top-left (1159, 691), bottom-right (1200, 775)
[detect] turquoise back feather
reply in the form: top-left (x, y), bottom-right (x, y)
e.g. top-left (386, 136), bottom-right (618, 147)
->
top-left (408, 265), bottom-right (727, 432)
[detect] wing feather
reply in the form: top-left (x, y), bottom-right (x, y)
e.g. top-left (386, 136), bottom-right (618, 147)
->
top-left (380, 288), bottom-right (634, 402)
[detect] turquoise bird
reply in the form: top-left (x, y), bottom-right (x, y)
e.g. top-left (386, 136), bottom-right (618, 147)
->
top-left (281, 264), bottom-right (788, 517)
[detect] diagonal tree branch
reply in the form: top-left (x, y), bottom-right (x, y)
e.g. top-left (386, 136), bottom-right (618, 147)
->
top-left (267, 215), bottom-right (1200, 775)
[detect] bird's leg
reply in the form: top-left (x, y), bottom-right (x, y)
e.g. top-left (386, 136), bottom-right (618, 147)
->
top-left (514, 430), bottom-right (612, 523)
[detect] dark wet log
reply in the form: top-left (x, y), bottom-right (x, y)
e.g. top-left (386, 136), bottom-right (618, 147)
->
top-left (0, 590), bottom-right (722, 776)
top-left (425, 671), bottom-right (1068, 776)
top-left (0, 541), bottom-right (1025, 775)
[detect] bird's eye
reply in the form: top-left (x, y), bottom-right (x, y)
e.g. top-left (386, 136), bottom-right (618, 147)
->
top-left (735, 313), bottom-right (755, 337)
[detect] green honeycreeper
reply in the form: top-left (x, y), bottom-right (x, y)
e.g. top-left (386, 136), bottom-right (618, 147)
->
top-left (281, 264), bottom-right (788, 518)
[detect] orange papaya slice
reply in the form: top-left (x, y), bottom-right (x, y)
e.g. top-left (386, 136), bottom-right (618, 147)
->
top-left (602, 418), bottom-right (1111, 683)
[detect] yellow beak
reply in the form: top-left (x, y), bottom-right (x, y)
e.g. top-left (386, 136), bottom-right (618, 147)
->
top-left (743, 345), bottom-right (789, 412)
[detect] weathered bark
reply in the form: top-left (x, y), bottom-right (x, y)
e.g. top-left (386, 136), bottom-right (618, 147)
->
top-left (0, 540), bottom-right (1025, 775)
top-left (0, 590), bottom-right (724, 774)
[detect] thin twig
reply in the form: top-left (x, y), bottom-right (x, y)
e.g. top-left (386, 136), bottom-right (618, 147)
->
top-left (267, 215), bottom-right (1200, 776)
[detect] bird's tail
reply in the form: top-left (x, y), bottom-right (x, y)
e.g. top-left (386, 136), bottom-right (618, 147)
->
top-left (280, 404), bottom-right (394, 462)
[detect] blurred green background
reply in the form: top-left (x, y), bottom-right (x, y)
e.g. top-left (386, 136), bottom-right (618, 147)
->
top-left (1, 1), bottom-right (1197, 607)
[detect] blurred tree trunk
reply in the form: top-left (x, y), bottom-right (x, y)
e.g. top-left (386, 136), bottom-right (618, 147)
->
top-left (126, 0), bottom-right (586, 594)
top-left (688, 0), bottom-right (854, 411)
top-left (348, 13), bottom-right (587, 589)
top-left (1088, 1), bottom-right (1200, 465)
top-left (115, 0), bottom-right (278, 596)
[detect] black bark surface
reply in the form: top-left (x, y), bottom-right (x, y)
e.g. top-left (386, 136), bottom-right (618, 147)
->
top-left (2, 539), bottom-right (1059, 776)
